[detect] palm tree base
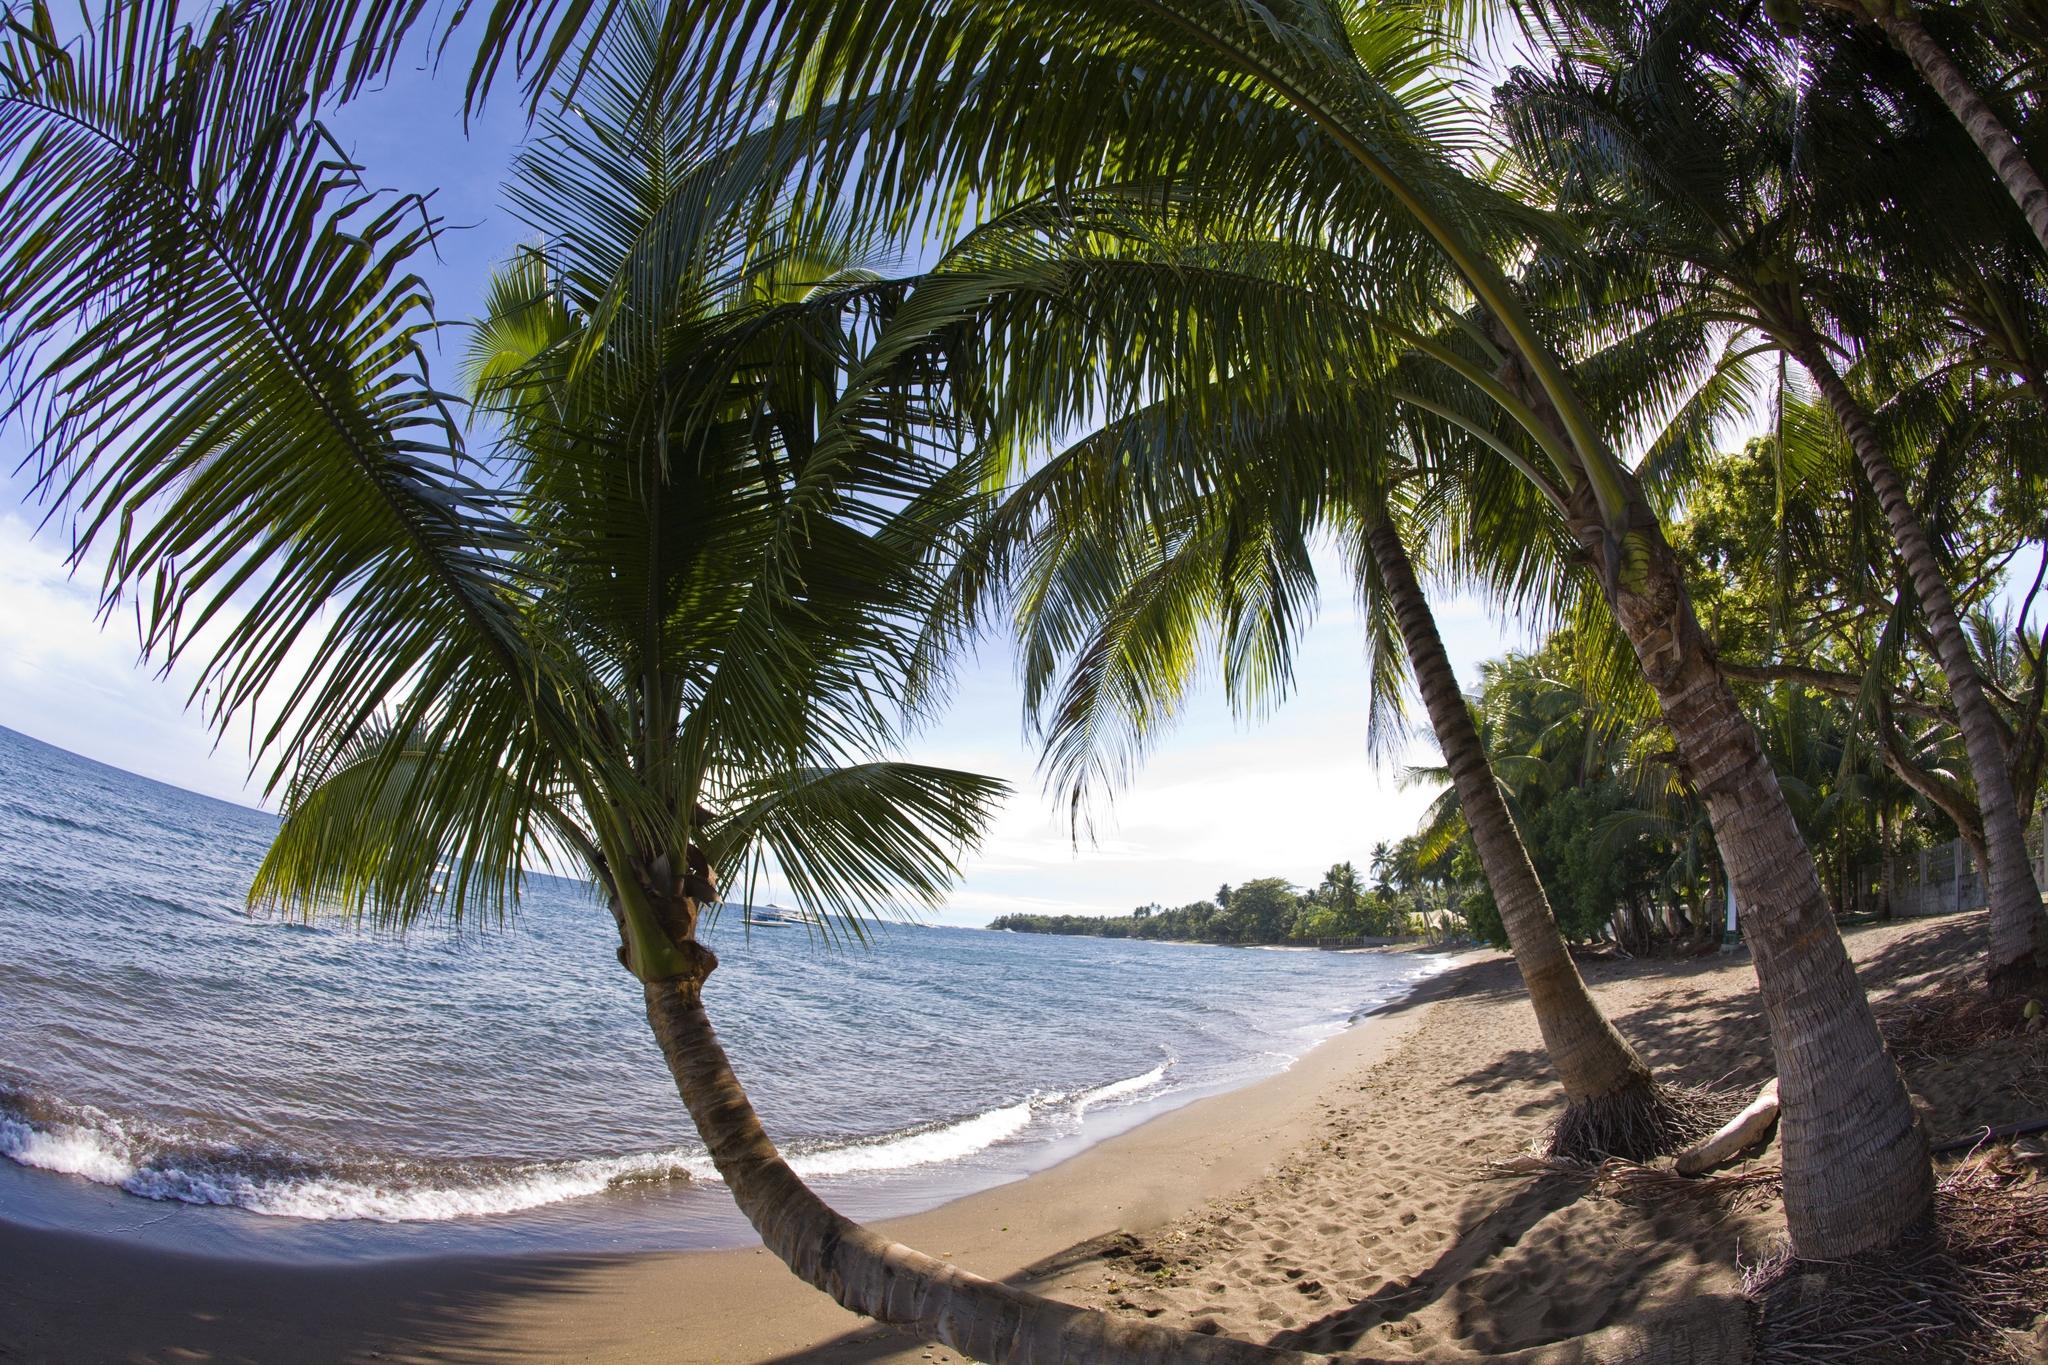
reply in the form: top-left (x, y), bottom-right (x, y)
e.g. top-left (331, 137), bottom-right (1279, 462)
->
top-left (1985, 950), bottom-right (2048, 1003)
top-left (1549, 1080), bottom-right (1740, 1165)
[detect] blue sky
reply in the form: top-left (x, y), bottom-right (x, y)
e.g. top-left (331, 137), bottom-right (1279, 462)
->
top-left (0, 42), bottom-right (1634, 925)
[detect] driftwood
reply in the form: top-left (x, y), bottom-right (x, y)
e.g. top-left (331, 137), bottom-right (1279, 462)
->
top-left (1677, 1078), bottom-right (1780, 1176)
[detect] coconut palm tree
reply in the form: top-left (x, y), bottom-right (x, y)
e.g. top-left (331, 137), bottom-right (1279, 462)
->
top-left (1498, 0), bottom-right (2048, 996)
top-left (1520, 0), bottom-right (2048, 259)
top-left (0, 5), bottom-right (1203, 1358)
top-left (78, 0), bottom-right (1926, 1233)
top-left (563, 0), bottom-right (1932, 1257)
top-left (1808, 0), bottom-right (2048, 256)
top-left (916, 198), bottom-right (1723, 1158)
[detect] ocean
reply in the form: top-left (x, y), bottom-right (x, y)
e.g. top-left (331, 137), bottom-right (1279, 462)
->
top-left (0, 725), bottom-right (1450, 1260)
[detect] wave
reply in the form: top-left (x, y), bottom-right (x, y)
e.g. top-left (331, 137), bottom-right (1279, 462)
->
top-left (1071, 1061), bottom-right (1170, 1115)
top-left (782, 1099), bottom-right (1035, 1178)
top-left (0, 1104), bottom-right (700, 1222)
top-left (0, 1059), bottom-right (1177, 1223)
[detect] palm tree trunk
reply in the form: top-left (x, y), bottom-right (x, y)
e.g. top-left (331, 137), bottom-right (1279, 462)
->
top-left (637, 953), bottom-right (1752, 1364)
top-left (1364, 516), bottom-right (1695, 1161)
top-left (641, 964), bottom-right (1302, 1364)
top-left (1486, 335), bottom-right (1932, 1257)
top-left (1581, 490), bottom-right (1932, 1258)
top-left (1874, 9), bottom-right (2048, 257)
top-left (1793, 337), bottom-right (2048, 997)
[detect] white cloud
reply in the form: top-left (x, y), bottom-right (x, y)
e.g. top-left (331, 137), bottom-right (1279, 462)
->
top-left (899, 588), bottom-right (1542, 926)
top-left (0, 513), bottom-right (268, 807)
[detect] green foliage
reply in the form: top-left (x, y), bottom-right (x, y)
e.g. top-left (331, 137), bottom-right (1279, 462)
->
top-left (1464, 786), bottom-right (1663, 945)
top-left (0, 0), bottom-right (1013, 953)
top-left (990, 862), bottom-right (1408, 942)
top-left (989, 901), bottom-right (1223, 941)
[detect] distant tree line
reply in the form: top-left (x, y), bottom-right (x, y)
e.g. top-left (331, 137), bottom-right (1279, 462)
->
top-left (986, 862), bottom-right (1467, 944)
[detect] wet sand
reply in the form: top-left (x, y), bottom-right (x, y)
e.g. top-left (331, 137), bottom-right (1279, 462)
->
top-left (0, 951), bottom-right (1475, 1365)
top-left (5, 913), bottom-right (2038, 1364)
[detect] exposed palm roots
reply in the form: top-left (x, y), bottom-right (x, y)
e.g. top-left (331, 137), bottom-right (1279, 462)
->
top-left (1548, 1080), bottom-right (1740, 1164)
top-left (1745, 1156), bottom-right (2048, 1364)
top-left (1985, 953), bottom-right (2048, 1004)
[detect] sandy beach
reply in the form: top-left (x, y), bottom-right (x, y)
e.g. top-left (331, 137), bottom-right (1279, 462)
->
top-left (5, 914), bottom-right (2043, 1365)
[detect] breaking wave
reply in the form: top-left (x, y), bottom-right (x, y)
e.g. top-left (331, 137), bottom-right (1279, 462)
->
top-left (0, 1060), bottom-right (1174, 1222)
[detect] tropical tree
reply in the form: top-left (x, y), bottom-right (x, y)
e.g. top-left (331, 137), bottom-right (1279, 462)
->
top-left (923, 201), bottom-right (1718, 1157)
top-left (1496, 0), bottom-right (2048, 997)
top-left (0, 0), bottom-right (1781, 1356)
top-left (550, 0), bottom-right (1938, 1255)
top-left (0, 5), bottom-right (1305, 1359)
top-left (1802, 0), bottom-right (2048, 255)
top-left (1361, 508), bottom-right (1722, 1154)
top-left (66, 0), bottom-right (1937, 1232)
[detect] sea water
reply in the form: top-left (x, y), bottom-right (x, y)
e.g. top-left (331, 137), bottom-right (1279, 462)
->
top-left (0, 725), bottom-right (1450, 1259)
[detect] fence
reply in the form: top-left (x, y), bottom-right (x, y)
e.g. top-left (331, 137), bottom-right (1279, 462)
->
top-left (1853, 824), bottom-right (2048, 918)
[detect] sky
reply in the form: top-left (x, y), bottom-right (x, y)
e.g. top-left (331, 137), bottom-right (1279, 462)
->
top-left (0, 33), bottom-right (1623, 927)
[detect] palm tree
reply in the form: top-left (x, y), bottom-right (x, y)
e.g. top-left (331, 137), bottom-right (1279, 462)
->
top-left (921, 201), bottom-right (1718, 1158)
top-left (1812, 0), bottom-right (2048, 256)
top-left (575, 0), bottom-right (1932, 1258)
top-left (0, 3), bottom-right (1776, 1355)
top-left (1359, 508), bottom-right (1726, 1157)
top-left (1527, 0), bottom-right (2048, 259)
top-left (96, 0), bottom-right (1931, 1251)
top-left (1499, 0), bottom-right (2048, 995)
top-left (3, 6), bottom-right (1359, 1358)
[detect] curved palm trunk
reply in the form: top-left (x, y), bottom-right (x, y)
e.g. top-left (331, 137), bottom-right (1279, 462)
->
top-left (638, 952), bottom-right (1751, 1364)
top-left (1585, 491), bottom-right (1931, 1258)
top-left (1365, 517), bottom-right (1694, 1161)
top-left (1873, 10), bottom-right (2048, 258)
top-left (1486, 340), bottom-right (1932, 1258)
top-left (641, 965), bottom-right (1304, 1364)
top-left (1793, 337), bottom-right (2048, 998)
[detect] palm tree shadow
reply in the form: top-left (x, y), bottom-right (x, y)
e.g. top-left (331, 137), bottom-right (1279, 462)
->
top-left (1260, 1169), bottom-right (1598, 1354)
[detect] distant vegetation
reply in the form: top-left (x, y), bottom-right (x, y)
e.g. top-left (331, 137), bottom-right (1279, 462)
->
top-left (987, 862), bottom-right (1468, 945)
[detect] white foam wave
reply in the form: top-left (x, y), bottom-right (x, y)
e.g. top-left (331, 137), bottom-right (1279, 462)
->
top-left (123, 1149), bottom-right (700, 1222)
top-left (2, 1058), bottom-right (1180, 1220)
top-left (0, 1111), bottom-right (138, 1185)
top-left (1072, 1062), bottom-right (1170, 1115)
top-left (0, 1108), bottom-right (698, 1223)
top-left (783, 1099), bottom-right (1035, 1178)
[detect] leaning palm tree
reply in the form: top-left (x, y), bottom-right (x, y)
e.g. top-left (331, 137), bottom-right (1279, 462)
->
top-left (568, 0), bottom-right (1935, 1259)
top-left (921, 204), bottom-right (1723, 1161)
top-left (1520, 0), bottom-right (2048, 259)
top-left (1496, 0), bottom-right (2048, 994)
top-left (1814, 0), bottom-right (2048, 256)
top-left (108, 0), bottom-right (1929, 1256)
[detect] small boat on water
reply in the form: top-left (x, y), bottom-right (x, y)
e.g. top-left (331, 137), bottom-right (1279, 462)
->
top-left (739, 904), bottom-right (807, 928)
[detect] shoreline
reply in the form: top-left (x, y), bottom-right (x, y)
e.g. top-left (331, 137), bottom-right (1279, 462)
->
top-left (0, 951), bottom-right (1484, 1365)
top-left (0, 943), bottom-right (1464, 1266)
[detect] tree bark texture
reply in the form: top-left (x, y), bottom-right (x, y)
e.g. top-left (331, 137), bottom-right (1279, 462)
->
top-left (1794, 339), bottom-right (2048, 994)
top-left (638, 961), bottom-right (1752, 1363)
top-left (1487, 337), bottom-right (1932, 1258)
top-left (1586, 491), bottom-right (1932, 1257)
top-left (1877, 11), bottom-right (2048, 258)
top-left (1365, 518), bottom-right (1658, 1110)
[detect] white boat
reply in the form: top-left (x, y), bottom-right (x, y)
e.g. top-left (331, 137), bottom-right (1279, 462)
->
top-left (739, 904), bottom-right (807, 928)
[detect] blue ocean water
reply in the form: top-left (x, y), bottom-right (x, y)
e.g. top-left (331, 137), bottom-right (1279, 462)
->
top-left (0, 725), bottom-right (1449, 1258)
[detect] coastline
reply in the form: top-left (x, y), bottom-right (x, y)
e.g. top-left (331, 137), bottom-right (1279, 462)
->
top-left (8, 915), bottom-right (2037, 1362)
top-left (0, 949), bottom-right (1483, 1365)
